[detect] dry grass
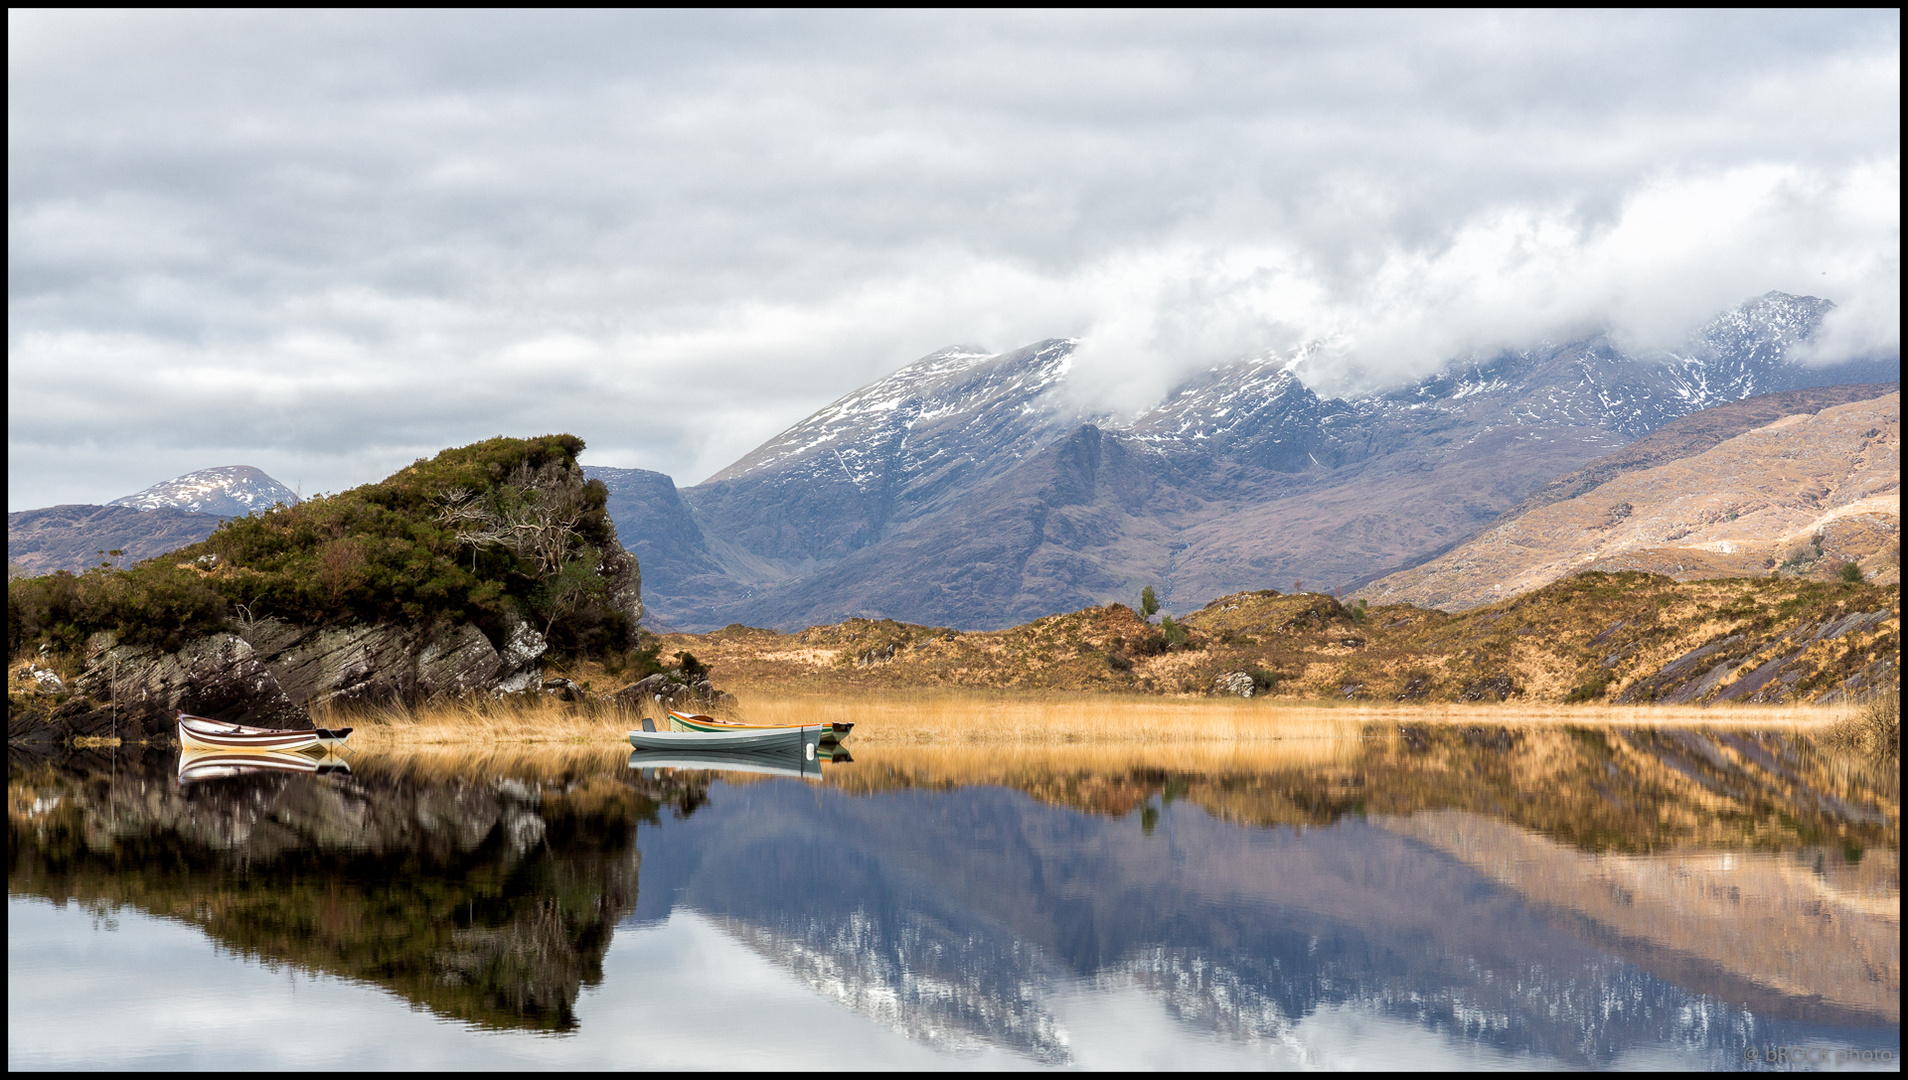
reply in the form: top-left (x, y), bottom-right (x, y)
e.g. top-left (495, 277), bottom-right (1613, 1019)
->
top-left (321, 685), bottom-right (1851, 748)
top-left (1822, 692), bottom-right (1902, 762)
top-left (310, 694), bottom-right (659, 748)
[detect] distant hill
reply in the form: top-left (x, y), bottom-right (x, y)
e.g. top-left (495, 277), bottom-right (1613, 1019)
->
top-left (9, 465), bottom-right (300, 578)
top-left (110, 465), bottom-right (299, 517)
top-left (6, 504), bottom-right (228, 577)
top-left (1360, 392), bottom-right (1901, 610)
top-left (613, 291), bottom-right (1898, 631)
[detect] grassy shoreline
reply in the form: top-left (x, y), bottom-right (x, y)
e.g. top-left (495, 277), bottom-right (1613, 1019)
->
top-left (313, 687), bottom-right (1861, 748)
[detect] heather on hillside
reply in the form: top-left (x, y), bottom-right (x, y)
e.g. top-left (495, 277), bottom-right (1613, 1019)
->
top-left (7, 435), bottom-right (634, 659)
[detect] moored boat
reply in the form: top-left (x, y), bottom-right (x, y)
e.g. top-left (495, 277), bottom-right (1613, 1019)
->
top-left (666, 709), bottom-right (852, 739)
top-left (177, 712), bottom-right (347, 753)
top-left (628, 717), bottom-right (825, 757)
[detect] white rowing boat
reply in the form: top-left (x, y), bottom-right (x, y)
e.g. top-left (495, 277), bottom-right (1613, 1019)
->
top-left (177, 712), bottom-right (349, 752)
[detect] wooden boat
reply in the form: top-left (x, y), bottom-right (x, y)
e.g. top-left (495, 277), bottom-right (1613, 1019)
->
top-left (177, 712), bottom-right (349, 753)
top-left (177, 747), bottom-right (351, 784)
top-left (628, 717), bottom-right (825, 756)
top-left (666, 709), bottom-right (852, 740)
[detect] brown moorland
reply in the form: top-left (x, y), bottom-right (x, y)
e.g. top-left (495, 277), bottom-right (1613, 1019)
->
top-left (631, 571), bottom-right (1896, 707)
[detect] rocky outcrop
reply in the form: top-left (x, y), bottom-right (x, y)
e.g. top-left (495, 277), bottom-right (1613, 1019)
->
top-left (233, 614), bottom-right (555, 706)
top-left (597, 534), bottom-right (645, 639)
top-left (614, 671), bottom-right (736, 711)
top-left (70, 631), bottom-right (311, 736)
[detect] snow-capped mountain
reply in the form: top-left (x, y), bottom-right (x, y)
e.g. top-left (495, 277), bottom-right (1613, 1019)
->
top-left (622, 292), bottom-right (1896, 630)
top-left (109, 466), bottom-right (299, 517)
top-left (685, 340), bottom-right (1087, 568)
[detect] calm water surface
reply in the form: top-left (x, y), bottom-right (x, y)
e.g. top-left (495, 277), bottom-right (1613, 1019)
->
top-left (8, 725), bottom-right (1900, 1070)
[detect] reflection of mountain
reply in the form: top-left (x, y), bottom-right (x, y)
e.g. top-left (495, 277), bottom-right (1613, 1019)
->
top-left (1384, 810), bottom-right (1899, 1023)
top-left (836, 725), bottom-right (1900, 857)
top-left (6, 746), bottom-right (695, 1032)
top-left (629, 771), bottom-right (1898, 1066)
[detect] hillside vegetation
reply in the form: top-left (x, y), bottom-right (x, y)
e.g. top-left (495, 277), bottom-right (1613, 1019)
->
top-left (7, 435), bottom-right (635, 660)
top-left (659, 572), bottom-right (1897, 706)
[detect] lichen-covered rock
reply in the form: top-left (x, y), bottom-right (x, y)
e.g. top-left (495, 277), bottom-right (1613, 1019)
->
top-left (1212, 671), bottom-right (1255, 698)
top-left (496, 617), bottom-right (547, 693)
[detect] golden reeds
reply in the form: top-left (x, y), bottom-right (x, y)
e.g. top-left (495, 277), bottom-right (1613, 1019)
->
top-left (321, 685), bottom-right (1851, 748)
top-left (1822, 691), bottom-right (1902, 762)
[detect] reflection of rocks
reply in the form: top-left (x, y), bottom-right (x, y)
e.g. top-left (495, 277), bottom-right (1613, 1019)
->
top-left (7, 747), bottom-right (706, 1032)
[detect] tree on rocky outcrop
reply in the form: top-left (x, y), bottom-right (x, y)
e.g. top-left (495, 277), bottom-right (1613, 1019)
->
top-left (1139, 586), bottom-right (1160, 621)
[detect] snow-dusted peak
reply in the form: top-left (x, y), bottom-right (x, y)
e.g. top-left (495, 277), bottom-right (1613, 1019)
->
top-left (706, 340), bottom-right (1079, 484)
top-left (1126, 355), bottom-right (1313, 444)
top-left (109, 466), bottom-right (298, 517)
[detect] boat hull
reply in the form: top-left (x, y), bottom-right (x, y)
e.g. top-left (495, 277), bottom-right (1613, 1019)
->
top-left (628, 725), bottom-right (824, 756)
top-left (178, 714), bottom-right (322, 753)
top-left (666, 710), bottom-right (851, 740)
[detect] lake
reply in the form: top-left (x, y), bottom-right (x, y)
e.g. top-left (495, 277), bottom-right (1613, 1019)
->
top-left (7, 723), bottom-right (1900, 1070)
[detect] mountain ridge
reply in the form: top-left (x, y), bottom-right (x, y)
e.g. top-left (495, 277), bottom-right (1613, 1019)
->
top-left (621, 291), bottom-right (1897, 630)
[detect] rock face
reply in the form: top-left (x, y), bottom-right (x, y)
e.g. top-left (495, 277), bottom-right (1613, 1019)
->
top-left (72, 632), bottom-right (311, 737)
top-left (232, 617), bottom-right (526, 707)
top-left (618, 292), bottom-right (1898, 631)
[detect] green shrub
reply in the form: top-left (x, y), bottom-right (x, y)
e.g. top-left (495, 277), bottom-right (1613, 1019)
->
top-left (1247, 666), bottom-right (1282, 693)
top-left (1840, 561), bottom-right (1865, 583)
top-left (1161, 616), bottom-right (1191, 647)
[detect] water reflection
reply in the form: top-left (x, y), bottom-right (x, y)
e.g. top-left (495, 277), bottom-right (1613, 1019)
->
top-left (8, 724), bottom-right (1900, 1068)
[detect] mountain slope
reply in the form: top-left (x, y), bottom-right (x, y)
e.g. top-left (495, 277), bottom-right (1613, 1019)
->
top-left (6, 504), bottom-right (228, 577)
top-left (622, 292), bottom-right (1898, 630)
top-left (1360, 393), bottom-right (1901, 610)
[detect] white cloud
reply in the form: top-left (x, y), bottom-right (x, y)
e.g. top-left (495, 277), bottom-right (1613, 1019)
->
top-left (7, 10), bottom-right (1900, 507)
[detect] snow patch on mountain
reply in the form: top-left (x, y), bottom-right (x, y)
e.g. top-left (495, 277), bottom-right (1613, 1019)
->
top-left (109, 466), bottom-right (299, 517)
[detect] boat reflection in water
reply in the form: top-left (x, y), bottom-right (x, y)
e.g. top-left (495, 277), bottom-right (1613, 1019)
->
top-left (7, 723), bottom-right (1900, 1068)
top-left (628, 740), bottom-right (852, 782)
top-left (176, 747), bottom-right (352, 784)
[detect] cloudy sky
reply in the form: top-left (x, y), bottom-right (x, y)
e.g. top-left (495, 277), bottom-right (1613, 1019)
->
top-left (8, 10), bottom-right (1899, 509)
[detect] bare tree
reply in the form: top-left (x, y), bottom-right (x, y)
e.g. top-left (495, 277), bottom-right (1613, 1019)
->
top-left (437, 461), bottom-right (593, 578)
